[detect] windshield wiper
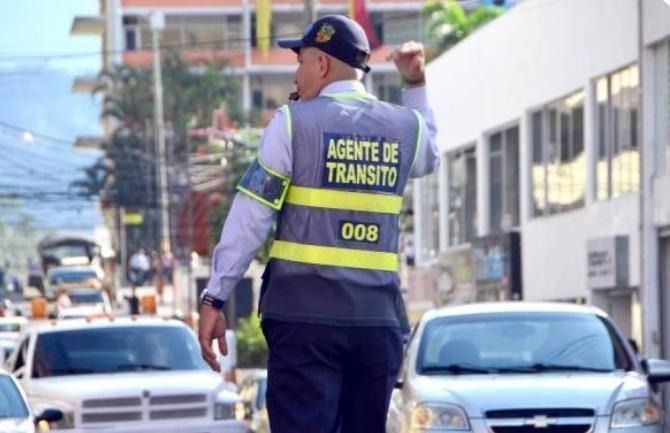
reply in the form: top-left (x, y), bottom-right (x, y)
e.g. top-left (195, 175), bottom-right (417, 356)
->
top-left (499, 363), bottom-right (614, 373)
top-left (421, 364), bottom-right (493, 375)
top-left (116, 363), bottom-right (172, 371)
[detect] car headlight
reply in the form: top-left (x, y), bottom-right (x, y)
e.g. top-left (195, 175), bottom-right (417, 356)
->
top-left (214, 402), bottom-right (234, 420)
top-left (411, 403), bottom-right (470, 431)
top-left (611, 399), bottom-right (661, 428)
top-left (48, 411), bottom-right (75, 430)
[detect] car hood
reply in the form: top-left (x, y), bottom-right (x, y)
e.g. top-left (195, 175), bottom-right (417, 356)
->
top-left (27, 370), bottom-right (238, 405)
top-left (410, 371), bottom-right (650, 416)
top-left (0, 417), bottom-right (33, 433)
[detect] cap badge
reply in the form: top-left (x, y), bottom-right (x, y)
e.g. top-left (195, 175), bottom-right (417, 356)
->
top-left (315, 23), bottom-right (335, 43)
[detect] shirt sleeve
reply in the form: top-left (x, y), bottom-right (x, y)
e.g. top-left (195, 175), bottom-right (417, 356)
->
top-left (403, 86), bottom-right (440, 178)
top-left (204, 107), bottom-right (292, 301)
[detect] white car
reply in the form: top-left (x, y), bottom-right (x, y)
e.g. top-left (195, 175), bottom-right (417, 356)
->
top-left (0, 368), bottom-right (62, 433)
top-left (57, 288), bottom-right (112, 319)
top-left (388, 302), bottom-right (670, 433)
top-left (44, 266), bottom-right (103, 299)
top-left (0, 317), bottom-right (27, 339)
top-left (6, 317), bottom-right (246, 433)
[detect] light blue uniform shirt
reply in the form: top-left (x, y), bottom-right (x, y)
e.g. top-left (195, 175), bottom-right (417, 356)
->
top-left (205, 79), bottom-right (439, 301)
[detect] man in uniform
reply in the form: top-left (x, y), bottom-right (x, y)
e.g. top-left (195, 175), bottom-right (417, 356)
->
top-left (199, 15), bottom-right (439, 433)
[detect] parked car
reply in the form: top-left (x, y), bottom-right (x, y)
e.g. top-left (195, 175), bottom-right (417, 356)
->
top-left (6, 317), bottom-right (246, 433)
top-left (0, 368), bottom-right (62, 433)
top-left (237, 369), bottom-right (269, 433)
top-left (57, 288), bottom-right (112, 319)
top-left (387, 302), bottom-right (670, 433)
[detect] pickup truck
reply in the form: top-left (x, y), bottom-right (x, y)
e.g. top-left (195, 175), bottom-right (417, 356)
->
top-left (6, 317), bottom-right (246, 433)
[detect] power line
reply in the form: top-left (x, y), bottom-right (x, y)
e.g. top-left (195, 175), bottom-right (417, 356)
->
top-left (0, 119), bottom-right (77, 145)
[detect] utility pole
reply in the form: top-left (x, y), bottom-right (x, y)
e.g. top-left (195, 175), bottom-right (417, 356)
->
top-left (150, 11), bottom-right (171, 256)
top-left (304, 0), bottom-right (316, 26)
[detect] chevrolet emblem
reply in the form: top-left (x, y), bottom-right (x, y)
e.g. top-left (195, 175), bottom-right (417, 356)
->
top-left (525, 415), bottom-right (554, 429)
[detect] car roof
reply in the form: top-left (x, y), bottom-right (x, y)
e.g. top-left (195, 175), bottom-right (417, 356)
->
top-left (422, 302), bottom-right (608, 322)
top-left (24, 317), bottom-right (187, 334)
top-left (46, 266), bottom-right (99, 274)
top-left (0, 317), bottom-right (27, 324)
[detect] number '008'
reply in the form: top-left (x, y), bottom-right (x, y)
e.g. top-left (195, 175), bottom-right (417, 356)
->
top-left (341, 223), bottom-right (379, 243)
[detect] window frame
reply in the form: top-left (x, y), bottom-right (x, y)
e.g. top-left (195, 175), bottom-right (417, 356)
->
top-left (485, 122), bottom-right (520, 232)
top-left (529, 89), bottom-right (586, 217)
top-left (446, 144), bottom-right (478, 247)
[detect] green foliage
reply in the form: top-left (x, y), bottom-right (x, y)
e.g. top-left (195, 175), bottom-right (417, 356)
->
top-left (423, 0), bottom-right (503, 60)
top-left (235, 314), bottom-right (268, 368)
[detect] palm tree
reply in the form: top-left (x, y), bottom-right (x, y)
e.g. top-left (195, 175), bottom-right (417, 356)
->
top-left (423, 0), bottom-right (504, 60)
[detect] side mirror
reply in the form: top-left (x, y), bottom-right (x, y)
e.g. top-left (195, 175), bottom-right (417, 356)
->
top-left (13, 366), bottom-right (25, 380)
top-left (35, 408), bottom-right (63, 423)
top-left (643, 359), bottom-right (670, 384)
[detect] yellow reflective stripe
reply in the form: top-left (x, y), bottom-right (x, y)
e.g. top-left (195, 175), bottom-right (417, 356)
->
top-left (411, 109), bottom-right (424, 171)
top-left (270, 240), bottom-right (398, 272)
top-left (281, 104), bottom-right (292, 141)
top-left (286, 186), bottom-right (402, 214)
top-left (323, 92), bottom-right (377, 101)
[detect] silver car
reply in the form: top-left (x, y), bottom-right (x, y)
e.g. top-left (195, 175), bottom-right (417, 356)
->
top-left (0, 369), bottom-right (62, 433)
top-left (388, 302), bottom-right (670, 433)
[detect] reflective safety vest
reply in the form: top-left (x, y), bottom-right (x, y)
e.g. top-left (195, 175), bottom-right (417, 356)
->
top-left (268, 91), bottom-right (423, 287)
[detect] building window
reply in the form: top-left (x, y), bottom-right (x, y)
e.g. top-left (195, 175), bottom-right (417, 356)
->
top-left (123, 16), bottom-right (140, 51)
top-left (417, 171), bottom-right (440, 263)
top-left (595, 64), bottom-right (640, 200)
top-left (488, 125), bottom-right (519, 231)
top-left (448, 146), bottom-right (477, 246)
top-left (374, 73), bottom-right (402, 104)
top-left (531, 90), bottom-right (586, 216)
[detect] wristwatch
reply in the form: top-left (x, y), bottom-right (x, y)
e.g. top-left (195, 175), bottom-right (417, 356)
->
top-left (200, 291), bottom-right (226, 310)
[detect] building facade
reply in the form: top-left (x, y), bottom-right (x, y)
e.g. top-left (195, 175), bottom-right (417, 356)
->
top-left (75, 0), bottom-right (434, 122)
top-left (417, 0), bottom-right (670, 359)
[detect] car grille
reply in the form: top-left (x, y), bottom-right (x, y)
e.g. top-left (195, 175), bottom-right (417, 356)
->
top-left (81, 393), bottom-right (209, 424)
top-left (486, 408), bottom-right (594, 433)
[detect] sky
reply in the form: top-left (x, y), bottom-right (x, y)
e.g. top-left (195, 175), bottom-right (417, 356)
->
top-left (0, 0), bottom-right (105, 237)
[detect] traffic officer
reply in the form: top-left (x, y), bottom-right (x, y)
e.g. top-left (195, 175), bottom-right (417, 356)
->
top-left (198, 14), bottom-right (439, 433)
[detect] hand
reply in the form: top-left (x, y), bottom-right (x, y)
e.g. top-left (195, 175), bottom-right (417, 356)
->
top-left (387, 41), bottom-right (426, 87)
top-left (198, 305), bottom-right (228, 372)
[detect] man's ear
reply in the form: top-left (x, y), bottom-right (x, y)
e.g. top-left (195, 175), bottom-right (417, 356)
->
top-left (318, 53), bottom-right (330, 78)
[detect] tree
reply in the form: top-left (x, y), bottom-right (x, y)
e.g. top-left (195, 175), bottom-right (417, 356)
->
top-left (72, 51), bottom-right (245, 255)
top-left (423, 0), bottom-right (503, 60)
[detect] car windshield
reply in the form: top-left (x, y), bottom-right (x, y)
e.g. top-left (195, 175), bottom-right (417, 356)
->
top-left (49, 270), bottom-right (97, 285)
top-left (32, 326), bottom-right (207, 378)
top-left (417, 312), bottom-right (633, 374)
top-left (69, 292), bottom-right (103, 304)
top-left (0, 376), bottom-right (29, 418)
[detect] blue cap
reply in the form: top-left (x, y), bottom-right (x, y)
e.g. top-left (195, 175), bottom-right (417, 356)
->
top-left (277, 15), bottom-right (372, 73)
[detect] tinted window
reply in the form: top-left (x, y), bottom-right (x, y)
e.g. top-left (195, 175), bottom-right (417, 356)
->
top-left (417, 312), bottom-right (632, 373)
top-left (49, 270), bottom-right (97, 285)
top-left (0, 376), bottom-right (29, 418)
top-left (32, 326), bottom-right (206, 378)
top-left (69, 292), bottom-right (104, 304)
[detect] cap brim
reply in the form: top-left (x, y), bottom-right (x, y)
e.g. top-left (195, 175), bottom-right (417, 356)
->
top-left (277, 39), bottom-right (305, 52)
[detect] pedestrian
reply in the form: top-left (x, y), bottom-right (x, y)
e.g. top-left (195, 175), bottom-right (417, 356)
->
top-left (128, 248), bottom-right (150, 287)
top-left (198, 14), bottom-right (438, 433)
